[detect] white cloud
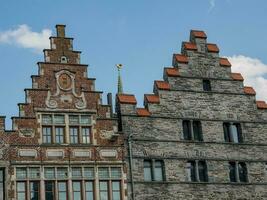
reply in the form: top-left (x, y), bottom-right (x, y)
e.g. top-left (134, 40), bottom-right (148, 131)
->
top-left (227, 55), bottom-right (267, 101)
top-left (0, 24), bottom-right (51, 53)
top-left (208, 0), bottom-right (216, 12)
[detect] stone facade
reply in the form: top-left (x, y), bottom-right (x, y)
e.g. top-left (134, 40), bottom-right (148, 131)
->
top-left (117, 30), bottom-right (267, 199)
top-left (0, 25), bottom-right (126, 200)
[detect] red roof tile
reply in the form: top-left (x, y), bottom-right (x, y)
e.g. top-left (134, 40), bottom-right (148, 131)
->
top-left (231, 73), bottom-right (244, 81)
top-left (219, 58), bottom-right (231, 67)
top-left (191, 30), bottom-right (207, 39)
top-left (117, 94), bottom-right (137, 104)
top-left (244, 86), bottom-right (256, 95)
top-left (174, 54), bottom-right (189, 64)
top-left (145, 94), bottom-right (160, 104)
top-left (155, 81), bottom-right (170, 90)
top-left (136, 108), bottom-right (151, 116)
top-left (256, 101), bottom-right (267, 109)
top-left (183, 42), bottom-right (197, 51)
top-left (165, 68), bottom-right (179, 77)
top-left (207, 43), bottom-right (219, 53)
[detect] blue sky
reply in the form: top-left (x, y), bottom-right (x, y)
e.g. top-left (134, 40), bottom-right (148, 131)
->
top-left (1, 0), bottom-right (267, 129)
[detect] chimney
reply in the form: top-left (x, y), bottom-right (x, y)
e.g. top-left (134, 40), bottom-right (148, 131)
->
top-left (0, 116), bottom-right (5, 131)
top-left (56, 24), bottom-right (66, 37)
top-left (107, 93), bottom-right (113, 117)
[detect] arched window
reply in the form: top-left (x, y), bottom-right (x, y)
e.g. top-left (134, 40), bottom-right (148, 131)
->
top-left (60, 56), bottom-right (68, 63)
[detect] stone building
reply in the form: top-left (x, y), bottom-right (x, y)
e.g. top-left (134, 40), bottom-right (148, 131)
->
top-left (117, 30), bottom-right (267, 199)
top-left (0, 25), bottom-right (127, 200)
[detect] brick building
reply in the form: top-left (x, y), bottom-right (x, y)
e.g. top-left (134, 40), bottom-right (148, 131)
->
top-left (0, 25), bottom-right (127, 200)
top-left (117, 30), bottom-right (267, 199)
top-left (1, 26), bottom-right (267, 200)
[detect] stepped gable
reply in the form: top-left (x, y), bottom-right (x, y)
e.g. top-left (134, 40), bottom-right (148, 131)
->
top-left (2, 25), bottom-right (121, 146)
top-left (117, 29), bottom-right (267, 119)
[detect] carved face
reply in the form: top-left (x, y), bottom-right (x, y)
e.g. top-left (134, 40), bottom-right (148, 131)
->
top-left (58, 73), bottom-right (72, 90)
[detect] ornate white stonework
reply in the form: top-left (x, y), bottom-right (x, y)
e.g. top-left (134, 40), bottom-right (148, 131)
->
top-left (45, 70), bottom-right (87, 109)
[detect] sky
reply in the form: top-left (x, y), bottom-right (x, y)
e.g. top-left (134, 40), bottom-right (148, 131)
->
top-left (1, 0), bottom-right (267, 129)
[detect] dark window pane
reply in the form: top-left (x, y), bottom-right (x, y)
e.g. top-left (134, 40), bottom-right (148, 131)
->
top-left (235, 123), bottom-right (243, 143)
top-left (203, 79), bottom-right (211, 91)
top-left (30, 182), bottom-right (39, 200)
top-left (45, 181), bottom-right (55, 200)
top-left (198, 161), bottom-right (208, 182)
top-left (187, 161), bottom-right (197, 182)
top-left (238, 162), bottom-right (248, 182)
top-left (183, 120), bottom-right (192, 140)
top-left (193, 121), bottom-right (203, 141)
top-left (229, 162), bottom-right (237, 182)
top-left (223, 123), bottom-right (231, 142)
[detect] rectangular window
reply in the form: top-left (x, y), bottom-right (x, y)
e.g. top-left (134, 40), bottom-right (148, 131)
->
top-left (0, 169), bottom-right (4, 200)
top-left (99, 168), bottom-right (109, 179)
top-left (69, 115), bottom-right (79, 125)
top-left (85, 181), bottom-right (94, 200)
top-left (55, 127), bottom-right (65, 143)
top-left (57, 168), bottom-right (68, 179)
top-left (30, 181), bottom-right (39, 200)
top-left (72, 181), bottom-right (82, 200)
top-left (16, 168), bottom-right (27, 179)
top-left (54, 115), bottom-right (65, 124)
top-left (45, 181), bottom-right (55, 200)
top-left (17, 182), bottom-right (26, 200)
top-left (229, 162), bottom-right (237, 182)
top-left (84, 168), bottom-right (94, 179)
top-left (42, 115), bottom-right (52, 124)
top-left (29, 168), bottom-right (40, 179)
top-left (69, 127), bottom-right (79, 144)
top-left (223, 123), bottom-right (243, 143)
top-left (58, 181), bottom-right (67, 200)
top-left (143, 160), bottom-right (152, 181)
top-left (82, 127), bottom-right (91, 144)
top-left (72, 167), bottom-right (82, 179)
top-left (111, 168), bottom-right (121, 179)
top-left (81, 115), bottom-right (91, 125)
top-left (42, 127), bottom-right (52, 143)
top-left (182, 120), bottom-right (191, 140)
top-left (238, 162), bottom-right (248, 182)
top-left (99, 181), bottom-right (108, 200)
top-left (44, 168), bottom-right (55, 179)
top-left (112, 181), bottom-right (121, 200)
top-left (203, 79), bottom-right (211, 91)
top-left (186, 160), bottom-right (208, 182)
top-left (154, 160), bottom-right (164, 181)
top-left (198, 161), bottom-right (208, 182)
top-left (183, 120), bottom-right (202, 141)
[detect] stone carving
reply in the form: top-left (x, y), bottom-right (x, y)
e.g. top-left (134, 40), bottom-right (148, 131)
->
top-left (47, 150), bottom-right (64, 158)
top-left (100, 130), bottom-right (115, 139)
top-left (73, 150), bottom-right (91, 158)
top-left (45, 70), bottom-right (87, 109)
top-left (19, 149), bottom-right (37, 157)
top-left (19, 128), bottom-right (35, 138)
top-left (100, 149), bottom-right (118, 158)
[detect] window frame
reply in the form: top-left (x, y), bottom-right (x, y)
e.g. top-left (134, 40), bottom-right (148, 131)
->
top-left (182, 120), bottom-right (203, 141)
top-left (223, 122), bottom-right (243, 143)
top-left (143, 159), bottom-right (164, 182)
top-left (203, 79), bottom-right (211, 91)
top-left (186, 160), bottom-right (208, 182)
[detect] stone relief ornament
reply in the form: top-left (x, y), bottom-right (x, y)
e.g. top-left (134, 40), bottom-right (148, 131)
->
top-left (19, 128), bottom-right (35, 138)
top-left (45, 70), bottom-right (87, 109)
top-left (100, 130), bottom-right (115, 139)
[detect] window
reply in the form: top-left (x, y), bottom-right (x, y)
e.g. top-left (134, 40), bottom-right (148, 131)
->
top-left (229, 162), bottom-right (248, 183)
top-left (112, 181), bottom-right (121, 200)
top-left (44, 168), bottom-right (55, 179)
top-left (58, 182), bottom-right (68, 200)
top-left (70, 127), bottom-right (79, 144)
top-left (99, 168), bottom-right (109, 179)
top-left (73, 181), bottom-right (82, 200)
top-left (29, 168), bottom-right (40, 179)
top-left (41, 114), bottom-right (92, 144)
top-left (111, 168), bottom-right (121, 179)
top-left (84, 168), bottom-right (94, 179)
top-left (186, 160), bottom-right (208, 182)
top-left (16, 168), bottom-right (27, 179)
top-left (203, 79), bottom-right (211, 91)
top-left (57, 168), bottom-right (68, 179)
top-left (85, 181), bottom-right (94, 200)
top-left (45, 181), bottom-right (55, 200)
top-left (82, 127), bottom-right (91, 144)
top-left (55, 127), bottom-right (65, 143)
top-left (42, 127), bottom-right (52, 143)
top-left (182, 120), bottom-right (203, 141)
top-left (0, 169), bottom-right (4, 200)
top-left (72, 167), bottom-right (82, 178)
top-left (30, 181), bottom-right (39, 200)
top-left (99, 181), bottom-right (108, 200)
top-left (61, 56), bottom-right (68, 63)
top-left (223, 123), bottom-right (243, 143)
top-left (17, 182), bottom-right (26, 200)
top-left (143, 160), bottom-right (164, 181)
